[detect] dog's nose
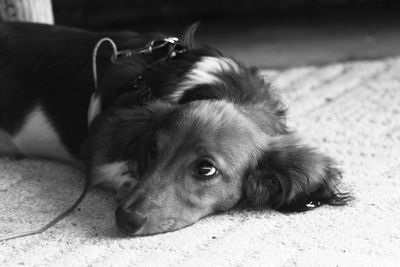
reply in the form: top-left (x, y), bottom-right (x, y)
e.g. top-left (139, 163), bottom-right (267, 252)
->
top-left (115, 206), bottom-right (146, 234)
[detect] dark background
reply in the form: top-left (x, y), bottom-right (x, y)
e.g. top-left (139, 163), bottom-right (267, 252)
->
top-left (51, 1), bottom-right (400, 68)
top-left (52, 0), bottom-right (398, 30)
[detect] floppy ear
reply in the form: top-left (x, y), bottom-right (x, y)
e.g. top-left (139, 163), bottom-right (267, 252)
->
top-left (114, 101), bottom-right (175, 144)
top-left (245, 135), bottom-right (351, 212)
top-left (110, 102), bottom-right (177, 174)
top-left (87, 101), bottom-right (176, 173)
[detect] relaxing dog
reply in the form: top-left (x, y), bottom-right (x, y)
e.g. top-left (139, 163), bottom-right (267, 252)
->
top-left (0, 22), bottom-right (349, 236)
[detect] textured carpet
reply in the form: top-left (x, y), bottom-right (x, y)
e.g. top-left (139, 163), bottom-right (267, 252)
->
top-left (1, 57), bottom-right (399, 266)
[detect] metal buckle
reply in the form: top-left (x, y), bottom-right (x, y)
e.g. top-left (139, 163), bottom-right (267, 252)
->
top-left (113, 37), bottom-right (186, 61)
top-left (169, 43), bottom-right (186, 58)
top-left (149, 37), bottom-right (179, 51)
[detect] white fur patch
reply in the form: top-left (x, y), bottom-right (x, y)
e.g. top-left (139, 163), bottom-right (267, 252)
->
top-left (91, 161), bottom-right (137, 192)
top-left (94, 161), bottom-right (127, 183)
top-left (169, 56), bottom-right (240, 102)
top-left (87, 93), bottom-right (102, 126)
top-left (11, 105), bottom-right (74, 163)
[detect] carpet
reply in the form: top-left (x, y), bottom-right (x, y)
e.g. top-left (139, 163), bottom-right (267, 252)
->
top-left (1, 57), bottom-right (399, 266)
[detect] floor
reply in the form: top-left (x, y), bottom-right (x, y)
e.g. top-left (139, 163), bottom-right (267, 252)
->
top-left (2, 55), bottom-right (400, 266)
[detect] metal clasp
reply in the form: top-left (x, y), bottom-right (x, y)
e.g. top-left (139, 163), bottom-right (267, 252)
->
top-left (114, 37), bottom-right (184, 60)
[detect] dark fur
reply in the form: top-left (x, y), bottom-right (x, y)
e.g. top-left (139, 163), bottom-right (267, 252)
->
top-left (246, 135), bottom-right (348, 211)
top-left (0, 22), bottom-right (164, 155)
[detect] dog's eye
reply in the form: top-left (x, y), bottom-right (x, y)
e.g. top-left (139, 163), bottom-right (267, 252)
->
top-left (196, 160), bottom-right (218, 177)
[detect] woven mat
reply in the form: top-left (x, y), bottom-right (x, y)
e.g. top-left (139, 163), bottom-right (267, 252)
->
top-left (1, 57), bottom-right (399, 266)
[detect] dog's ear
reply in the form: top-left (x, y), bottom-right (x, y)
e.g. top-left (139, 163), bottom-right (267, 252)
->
top-left (94, 101), bottom-right (177, 175)
top-left (114, 101), bottom-right (175, 144)
top-left (181, 22), bottom-right (200, 50)
top-left (245, 134), bottom-right (351, 212)
top-left (117, 102), bottom-right (177, 174)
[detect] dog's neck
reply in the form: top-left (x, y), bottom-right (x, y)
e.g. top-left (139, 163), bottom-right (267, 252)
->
top-left (88, 37), bottom-right (190, 126)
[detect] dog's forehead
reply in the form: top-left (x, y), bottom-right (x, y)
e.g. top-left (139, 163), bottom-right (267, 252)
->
top-left (158, 101), bottom-right (265, 164)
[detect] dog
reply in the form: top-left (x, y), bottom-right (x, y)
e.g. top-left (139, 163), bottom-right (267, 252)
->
top-left (0, 22), bottom-right (350, 236)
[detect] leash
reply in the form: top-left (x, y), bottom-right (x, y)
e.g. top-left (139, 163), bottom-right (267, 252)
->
top-left (0, 179), bottom-right (89, 242)
top-left (0, 36), bottom-right (187, 242)
top-left (88, 36), bottom-right (187, 127)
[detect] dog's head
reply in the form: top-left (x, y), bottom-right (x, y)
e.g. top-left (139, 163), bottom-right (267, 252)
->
top-left (88, 25), bottom-right (350, 236)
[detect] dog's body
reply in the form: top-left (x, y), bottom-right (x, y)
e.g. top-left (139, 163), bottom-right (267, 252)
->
top-left (0, 22), bottom-right (349, 236)
top-left (0, 23), bottom-right (161, 162)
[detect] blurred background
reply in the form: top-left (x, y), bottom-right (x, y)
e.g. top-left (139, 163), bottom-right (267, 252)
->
top-left (2, 0), bottom-right (400, 68)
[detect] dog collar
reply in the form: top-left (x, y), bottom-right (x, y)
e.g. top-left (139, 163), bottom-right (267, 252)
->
top-left (88, 37), bottom-right (187, 127)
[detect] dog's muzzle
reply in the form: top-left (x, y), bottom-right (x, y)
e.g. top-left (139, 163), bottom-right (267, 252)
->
top-left (115, 206), bottom-right (147, 234)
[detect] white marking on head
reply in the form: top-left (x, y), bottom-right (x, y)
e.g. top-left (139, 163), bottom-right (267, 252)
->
top-left (168, 56), bottom-right (241, 102)
top-left (11, 105), bottom-right (75, 163)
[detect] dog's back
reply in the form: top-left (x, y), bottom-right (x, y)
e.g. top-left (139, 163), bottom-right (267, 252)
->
top-left (0, 23), bottom-right (158, 162)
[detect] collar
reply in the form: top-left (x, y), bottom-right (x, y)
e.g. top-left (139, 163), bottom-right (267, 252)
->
top-left (88, 37), bottom-right (187, 127)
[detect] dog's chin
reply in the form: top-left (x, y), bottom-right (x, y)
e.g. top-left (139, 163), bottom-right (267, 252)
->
top-left (116, 217), bottom-right (194, 237)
